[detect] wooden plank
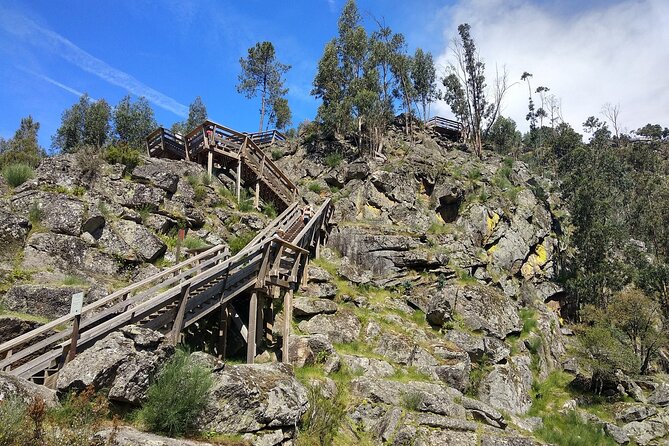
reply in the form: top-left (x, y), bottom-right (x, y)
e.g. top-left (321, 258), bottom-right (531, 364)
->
top-left (247, 292), bottom-right (258, 364)
top-left (169, 283), bottom-right (192, 345)
top-left (282, 289), bottom-right (293, 364)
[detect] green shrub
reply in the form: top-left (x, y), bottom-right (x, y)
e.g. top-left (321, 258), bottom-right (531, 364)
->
top-left (324, 152), bottom-right (343, 168)
top-left (28, 202), bottom-right (43, 225)
top-left (271, 150), bottom-right (284, 161)
top-left (2, 163), bottom-right (34, 187)
top-left (184, 236), bottom-right (208, 250)
top-left (229, 232), bottom-right (255, 255)
top-left (297, 383), bottom-right (347, 446)
top-left (138, 350), bottom-right (213, 436)
top-left (62, 275), bottom-right (87, 286)
top-left (467, 168), bottom-right (482, 181)
top-left (71, 185), bottom-right (86, 196)
top-left (105, 144), bottom-right (141, 169)
top-left (237, 191), bottom-right (253, 212)
top-left (262, 202), bottom-right (277, 218)
top-left (200, 173), bottom-right (212, 186)
top-left (308, 182), bottom-right (322, 194)
top-left (194, 184), bottom-right (207, 202)
top-left (138, 204), bottom-right (153, 223)
top-left (187, 175), bottom-right (199, 187)
top-left (400, 391), bottom-right (424, 411)
top-left (0, 396), bottom-right (28, 445)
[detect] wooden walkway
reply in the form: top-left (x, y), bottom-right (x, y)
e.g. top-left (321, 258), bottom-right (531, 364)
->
top-left (0, 200), bottom-right (332, 384)
top-left (146, 121), bottom-right (296, 211)
top-left (425, 116), bottom-right (462, 141)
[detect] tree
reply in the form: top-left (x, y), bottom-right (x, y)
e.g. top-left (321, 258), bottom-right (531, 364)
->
top-left (185, 96), bottom-right (207, 134)
top-left (442, 24), bottom-right (504, 158)
top-left (601, 103), bottom-right (621, 140)
top-left (237, 41), bottom-right (291, 132)
top-left (52, 94), bottom-right (111, 152)
top-left (312, 39), bottom-right (346, 138)
top-left (635, 123), bottom-right (666, 140)
top-left (0, 116), bottom-right (45, 167)
top-left (267, 96), bottom-right (292, 131)
top-left (389, 35), bottom-right (414, 135)
top-left (486, 116), bottom-right (521, 154)
top-left (113, 95), bottom-right (157, 150)
top-left (411, 48), bottom-right (440, 121)
top-left (521, 72), bottom-right (537, 133)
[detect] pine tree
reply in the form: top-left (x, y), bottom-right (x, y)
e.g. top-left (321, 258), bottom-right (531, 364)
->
top-left (237, 41), bottom-right (291, 132)
top-left (185, 96), bottom-right (208, 134)
top-left (0, 116), bottom-right (45, 167)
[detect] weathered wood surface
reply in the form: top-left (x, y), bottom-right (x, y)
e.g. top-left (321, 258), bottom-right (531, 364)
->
top-left (0, 199), bottom-right (332, 381)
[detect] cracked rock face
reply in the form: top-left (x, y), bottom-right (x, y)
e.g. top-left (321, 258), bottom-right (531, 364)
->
top-left (56, 325), bottom-right (174, 405)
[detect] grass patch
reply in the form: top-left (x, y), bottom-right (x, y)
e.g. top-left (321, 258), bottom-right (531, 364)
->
top-left (62, 275), bottom-right (88, 286)
top-left (324, 152), bottom-right (343, 168)
top-left (389, 366), bottom-right (432, 383)
top-left (184, 236), bottom-right (208, 250)
top-left (2, 163), bottom-right (34, 187)
top-left (237, 190), bottom-right (254, 212)
top-left (400, 390), bottom-right (424, 411)
top-left (519, 308), bottom-right (538, 337)
top-left (536, 411), bottom-right (616, 446)
top-left (308, 182), bottom-right (323, 194)
top-left (228, 232), bottom-right (255, 255)
top-left (193, 184), bottom-right (207, 202)
top-left (137, 349), bottom-right (213, 437)
top-left (262, 202), bottom-right (277, 218)
top-left (466, 167), bottom-right (482, 181)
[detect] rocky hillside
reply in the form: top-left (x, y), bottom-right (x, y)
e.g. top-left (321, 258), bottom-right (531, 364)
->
top-left (1, 128), bottom-right (669, 446)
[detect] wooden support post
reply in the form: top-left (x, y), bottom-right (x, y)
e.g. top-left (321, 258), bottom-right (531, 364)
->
top-left (67, 314), bottom-right (81, 363)
top-left (265, 304), bottom-right (274, 344)
top-left (301, 257), bottom-right (310, 288)
top-left (176, 228), bottom-right (185, 263)
top-left (170, 283), bottom-right (191, 345)
top-left (247, 292), bottom-right (258, 364)
top-left (256, 294), bottom-right (265, 347)
top-left (315, 232), bottom-right (321, 259)
top-left (254, 181), bottom-right (260, 209)
top-left (218, 303), bottom-right (229, 360)
top-left (207, 150), bottom-right (214, 179)
top-left (236, 160), bottom-right (242, 203)
top-left (282, 289), bottom-right (293, 364)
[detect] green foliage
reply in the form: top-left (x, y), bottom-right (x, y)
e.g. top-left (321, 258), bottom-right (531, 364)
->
top-left (137, 204), bottom-right (153, 223)
top-left (193, 184), bottom-right (207, 202)
top-left (466, 167), bottom-right (482, 181)
top-left (113, 95), bottom-right (157, 150)
top-left (229, 232), bottom-right (255, 255)
top-left (105, 144), bottom-right (141, 169)
top-left (53, 94), bottom-right (112, 152)
top-left (2, 163), bottom-right (34, 187)
top-left (308, 182), bottom-right (322, 194)
top-left (271, 149), bottom-right (284, 161)
top-left (536, 411), bottom-right (616, 446)
top-left (237, 191), bottom-right (254, 212)
top-left (297, 382), bottom-right (347, 446)
top-left (0, 396), bottom-right (27, 446)
top-left (262, 202), bottom-right (277, 218)
top-left (237, 41), bottom-right (291, 132)
top-left (487, 116), bottom-right (521, 153)
top-left (184, 236), bottom-right (208, 250)
top-left (62, 275), bottom-right (88, 286)
top-left (324, 152), bottom-right (343, 168)
top-left (138, 350), bottom-right (213, 436)
top-left (75, 145), bottom-right (103, 177)
top-left (519, 308), bottom-right (538, 337)
top-left (400, 391), bottom-right (424, 411)
top-left (0, 115), bottom-right (45, 168)
top-left (186, 96), bottom-right (208, 134)
top-left (411, 48), bottom-right (440, 121)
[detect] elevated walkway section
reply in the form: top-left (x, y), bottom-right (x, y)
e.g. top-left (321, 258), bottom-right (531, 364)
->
top-left (426, 116), bottom-right (462, 141)
top-left (0, 199), bottom-right (333, 385)
top-left (146, 121), bottom-right (297, 210)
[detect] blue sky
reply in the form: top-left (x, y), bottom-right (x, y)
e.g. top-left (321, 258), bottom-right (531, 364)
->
top-left (1, 0), bottom-right (668, 149)
top-left (0, 0), bottom-right (453, 149)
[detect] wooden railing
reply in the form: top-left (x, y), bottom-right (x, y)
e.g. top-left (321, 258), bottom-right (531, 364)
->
top-left (425, 116), bottom-right (462, 133)
top-left (0, 199), bottom-right (332, 381)
top-left (146, 127), bottom-right (186, 159)
top-left (246, 130), bottom-right (286, 147)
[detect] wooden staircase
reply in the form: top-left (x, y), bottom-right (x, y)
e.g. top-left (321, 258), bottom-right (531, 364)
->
top-left (146, 121), bottom-right (297, 211)
top-left (0, 192), bottom-right (333, 384)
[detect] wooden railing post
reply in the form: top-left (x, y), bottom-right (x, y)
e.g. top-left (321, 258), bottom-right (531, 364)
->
top-left (170, 283), bottom-right (192, 345)
top-left (247, 291), bottom-right (258, 364)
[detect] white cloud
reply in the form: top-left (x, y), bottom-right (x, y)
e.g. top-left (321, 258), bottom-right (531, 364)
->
top-left (432, 0), bottom-right (669, 133)
top-left (19, 68), bottom-right (88, 99)
top-left (0, 9), bottom-right (188, 117)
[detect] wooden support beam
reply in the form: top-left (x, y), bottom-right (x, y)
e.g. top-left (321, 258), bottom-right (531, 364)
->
top-left (282, 289), bottom-right (293, 364)
top-left (256, 294), bottom-right (265, 347)
top-left (229, 306), bottom-right (248, 342)
top-left (247, 292), bottom-right (258, 364)
top-left (207, 150), bottom-right (214, 179)
top-left (169, 283), bottom-right (191, 345)
top-left (254, 181), bottom-right (260, 209)
top-left (236, 160), bottom-right (242, 203)
top-left (218, 303), bottom-right (229, 360)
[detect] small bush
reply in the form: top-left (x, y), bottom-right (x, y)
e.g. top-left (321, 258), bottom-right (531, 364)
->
top-left (184, 236), bottom-right (208, 250)
top-left (324, 152), bottom-right (343, 168)
top-left (187, 175), bottom-right (199, 187)
top-left (0, 396), bottom-right (28, 445)
top-left (62, 275), bottom-right (87, 286)
top-left (467, 168), bottom-right (482, 181)
top-left (308, 182), bottom-right (322, 194)
top-left (271, 150), bottom-right (284, 161)
top-left (28, 202), bottom-right (43, 224)
top-left (262, 202), bottom-right (277, 218)
top-left (237, 191), bottom-right (254, 212)
top-left (297, 383), bottom-right (347, 446)
top-left (3, 163), bottom-right (34, 187)
top-left (139, 350), bottom-right (213, 436)
top-left (71, 185), bottom-right (86, 196)
top-left (200, 173), bottom-right (212, 186)
top-left (229, 232), bottom-right (255, 255)
top-left (194, 184), bottom-right (208, 202)
top-left (400, 391), bottom-right (424, 411)
top-left (137, 204), bottom-right (153, 223)
top-left (76, 145), bottom-right (102, 176)
top-left (105, 144), bottom-right (141, 169)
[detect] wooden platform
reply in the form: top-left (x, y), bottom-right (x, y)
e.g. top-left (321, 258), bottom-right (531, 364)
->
top-left (425, 116), bottom-right (462, 141)
top-left (146, 121), bottom-right (297, 211)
